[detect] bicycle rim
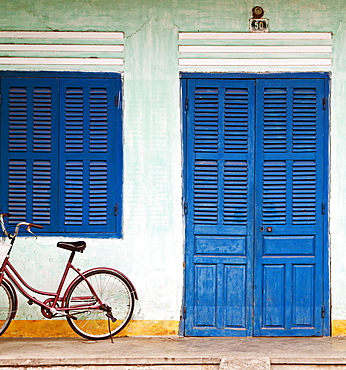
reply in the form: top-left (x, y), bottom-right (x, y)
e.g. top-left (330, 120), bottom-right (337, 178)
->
top-left (65, 270), bottom-right (135, 340)
top-left (0, 280), bottom-right (15, 336)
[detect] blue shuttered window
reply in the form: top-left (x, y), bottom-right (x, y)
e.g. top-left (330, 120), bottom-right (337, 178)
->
top-left (0, 73), bottom-right (122, 237)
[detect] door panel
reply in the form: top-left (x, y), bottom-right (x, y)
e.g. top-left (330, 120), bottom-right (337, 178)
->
top-left (254, 79), bottom-right (325, 336)
top-left (183, 75), bottom-right (328, 337)
top-left (184, 79), bottom-right (255, 336)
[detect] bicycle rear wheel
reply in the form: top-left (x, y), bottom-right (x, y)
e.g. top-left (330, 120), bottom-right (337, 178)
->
top-left (65, 269), bottom-right (135, 340)
top-left (0, 280), bottom-right (16, 336)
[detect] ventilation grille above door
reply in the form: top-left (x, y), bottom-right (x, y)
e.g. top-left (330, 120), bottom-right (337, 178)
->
top-left (179, 32), bottom-right (332, 72)
top-left (0, 31), bottom-right (124, 71)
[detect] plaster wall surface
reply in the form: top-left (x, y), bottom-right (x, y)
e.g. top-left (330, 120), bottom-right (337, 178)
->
top-left (0, 0), bottom-right (346, 335)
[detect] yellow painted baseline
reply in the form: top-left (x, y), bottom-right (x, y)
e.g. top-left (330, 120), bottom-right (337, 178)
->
top-left (2, 320), bottom-right (346, 337)
top-left (332, 320), bottom-right (346, 337)
top-left (2, 320), bottom-right (179, 338)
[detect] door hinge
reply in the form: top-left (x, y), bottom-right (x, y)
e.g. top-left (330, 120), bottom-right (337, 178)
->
top-left (0, 93), bottom-right (2, 105)
top-left (183, 202), bottom-right (188, 214)
top-left (323, 97), bottom-right (327, 110)
top-left (183, 306), bottom-right (186, 319)
top-left (115, 92), bottom-right (121, 107)
top-left (322, 202), bottom-right (326, 215)
top-left (114, 203), bottom-right (119, 216)
top-left (185, 97), bottom-right (189, 112)
top-left (321, 305), bottom-right (325, 318)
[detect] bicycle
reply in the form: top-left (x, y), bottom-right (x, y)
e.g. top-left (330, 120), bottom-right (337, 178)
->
top-left (0, 213), bottom-right (138, 340)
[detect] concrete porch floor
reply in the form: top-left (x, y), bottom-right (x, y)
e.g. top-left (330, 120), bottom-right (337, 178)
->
top-left (0, 336), bottom-right (346, 369)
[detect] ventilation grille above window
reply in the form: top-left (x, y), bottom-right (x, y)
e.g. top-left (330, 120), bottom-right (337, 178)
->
top-left (0, 31), bottom-right (124, 71)
top-left (179, 32), bottom-right (332, 72)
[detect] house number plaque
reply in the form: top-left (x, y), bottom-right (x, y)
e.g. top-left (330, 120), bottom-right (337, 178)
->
top-left (250, 18), bottom-right (269, 32)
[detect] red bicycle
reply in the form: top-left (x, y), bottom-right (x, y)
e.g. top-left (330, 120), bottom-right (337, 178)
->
top-left (0, 213), bottom-right (137, 340)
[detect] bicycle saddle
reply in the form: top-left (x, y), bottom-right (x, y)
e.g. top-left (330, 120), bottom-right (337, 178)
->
top-left (57, 241), bottom-right (86, 253)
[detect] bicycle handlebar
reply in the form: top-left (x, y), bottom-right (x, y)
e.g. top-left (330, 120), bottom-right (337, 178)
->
top-left (28, 223), bottom-right (43, 230)
top-left (0, 213), bottom-right (43, 239)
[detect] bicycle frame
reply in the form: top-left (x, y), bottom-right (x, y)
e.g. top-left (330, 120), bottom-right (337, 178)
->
top-left (0, 213), bottom-right (138, 340)
top-left (0, 250), bottom-right (105, 317)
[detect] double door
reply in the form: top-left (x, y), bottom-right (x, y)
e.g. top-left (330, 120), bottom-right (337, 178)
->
top-left (183, 75), bottom-right (329, 336)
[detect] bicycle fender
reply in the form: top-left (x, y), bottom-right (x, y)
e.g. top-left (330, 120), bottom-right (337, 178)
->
top-left (63, 267), bottom-right (138, 302)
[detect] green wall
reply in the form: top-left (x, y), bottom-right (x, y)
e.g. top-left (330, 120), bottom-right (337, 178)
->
top-left (1, 0), bottom-right (346, 334)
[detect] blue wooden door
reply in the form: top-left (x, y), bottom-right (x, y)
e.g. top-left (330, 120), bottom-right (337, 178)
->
top-left (183, 78), bottom-right (256, 336)
top-left (253, 79), bottom-right (327, 336)
top-left (183, 75), bottom-right (329, 337)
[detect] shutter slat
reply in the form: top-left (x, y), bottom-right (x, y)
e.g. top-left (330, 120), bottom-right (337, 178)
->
top-left (34, 87), bottom-right (52, 152)
top-left (224, 161), bottom-right (248, 224)
top-left (9, 87), bottom-right (27, 152)
top-left (293, 88), bottom-right (317, 152)
top-left (293, 161), bottom-right (316, 224)
top-left (262, 161), bottom-right (287, 224)
top-left (224, 88), bottom-right (249, 152)
top-left (64, 161), bottom-right (83, 225)
top-left (33, 161), bottom-right (51, 224)
top-left (8, 160), bottom-right (27, 222)
top-left (194, 88), bottom-right (219, 152)
top-left (90, 88), bottom-right (108, 152)
top-left (65, 88), bottom-right (84, 153)
top-left (193, 160), bottom-right (218, 224)
top-left (263, 88), bottom-right (287, 152)
top-left (89, 161), bottom-right (108, 225)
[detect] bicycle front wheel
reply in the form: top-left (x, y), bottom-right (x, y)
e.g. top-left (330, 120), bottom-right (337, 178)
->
top-left (65, 269), bottom-right (135, 340)
top-left (0, 280), bottom-right (16, 336)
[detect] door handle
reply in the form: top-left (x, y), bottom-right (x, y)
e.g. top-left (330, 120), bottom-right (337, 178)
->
top-left (260, 226), bottom-right (273, 232)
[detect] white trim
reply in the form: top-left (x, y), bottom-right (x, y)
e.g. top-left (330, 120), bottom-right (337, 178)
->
top-left (178, 32), bottom-right (332, 71)
top-left (179, 45), bottom-right (332, 54)
top-left (0, 57), bottom-right (124, 65)
top-left (0, 31), bottom-right (124, 71)
top-left (179, 32), bottom-right (332, 40)
top-left (0, 44), bottom-right (124, 52)
top-left (0, 31), bottom-right (124, 39)
top-left (179, 58), bottom-right (332, 66)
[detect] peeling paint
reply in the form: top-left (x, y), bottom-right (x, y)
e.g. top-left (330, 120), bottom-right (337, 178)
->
top-left (3, 320), bottom-right (179, 338)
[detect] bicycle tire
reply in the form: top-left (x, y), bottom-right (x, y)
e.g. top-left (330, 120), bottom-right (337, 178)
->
top-left (0, 279), bottom-right (16, 336)
top-left (65, 269), bottom-right (135, 340)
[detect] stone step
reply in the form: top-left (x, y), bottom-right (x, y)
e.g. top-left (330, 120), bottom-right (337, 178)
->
top-left (2, 357), bottom-right (346, 369)
top-left (271, 358), bottom-right (346, 369)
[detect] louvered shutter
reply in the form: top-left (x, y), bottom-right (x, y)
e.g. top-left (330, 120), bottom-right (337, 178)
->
top-left (254, 78), bottom-right (325, 336)
top-left (0, 78), bottom-right (59, 231)
top-left (59, 78), bottom-right (120, 234)
top-left (191, 83), bottom-right (254, 228)
top-left (1, 74), bottom-right (121, 236)
top-left (185, 79), bottom-right (255, 336)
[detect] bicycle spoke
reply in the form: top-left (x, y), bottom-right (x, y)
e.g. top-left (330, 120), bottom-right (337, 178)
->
top-left (65, 270), bottom-right (135, 340)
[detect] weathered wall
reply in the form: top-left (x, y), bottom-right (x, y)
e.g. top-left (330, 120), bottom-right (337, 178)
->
top-left (1, 0), bottom-right (346, 336)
